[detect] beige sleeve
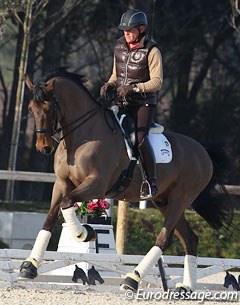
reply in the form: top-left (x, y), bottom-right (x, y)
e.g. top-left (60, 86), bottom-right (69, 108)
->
top-left (137, 47), bottom-right (163, 93)
top-left (107, 57), bottom-right (117, 85)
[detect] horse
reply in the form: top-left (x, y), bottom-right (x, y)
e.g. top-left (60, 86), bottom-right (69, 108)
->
top-left (20, 68), bottom-right (233, 293)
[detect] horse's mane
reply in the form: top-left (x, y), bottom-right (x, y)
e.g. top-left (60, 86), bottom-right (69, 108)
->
top-left (39, 67), bottom-right (86, 86)
top-left (32, 67), bottom-right (88, 102)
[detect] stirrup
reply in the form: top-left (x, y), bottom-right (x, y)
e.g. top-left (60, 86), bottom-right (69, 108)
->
top-left (140, 180), bottom-right (156, 200)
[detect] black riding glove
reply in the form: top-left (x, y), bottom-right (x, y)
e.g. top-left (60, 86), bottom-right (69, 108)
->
top-left (100, 83), bottom-right (114, 96)
top-left (117, 85), bottom-right (134, 97)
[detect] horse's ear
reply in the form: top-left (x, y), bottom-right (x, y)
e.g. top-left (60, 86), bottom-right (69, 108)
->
top-left (46, 79), bottom-right (55, 92)
top-left (25, 74), bottom-right (34, 91)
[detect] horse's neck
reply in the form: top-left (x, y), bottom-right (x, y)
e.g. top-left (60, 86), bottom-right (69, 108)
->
top-left (59, 87), bottom-right (94, 124)
top-left (59, 81), bottom-right (94, 123)
top-left (56, 82), bottom-right (98, 143)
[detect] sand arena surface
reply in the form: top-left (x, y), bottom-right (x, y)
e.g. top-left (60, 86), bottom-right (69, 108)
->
top-left (0, 286), bottom-right (239, 305)
top-left (0, 270), bottom-right (239, 304)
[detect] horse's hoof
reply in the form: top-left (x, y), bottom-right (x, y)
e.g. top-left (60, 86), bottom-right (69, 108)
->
top-left (175, 283), bottom-right (193, 298)
top-left (120, 272), bottom-right (140, 292)
top-left (82, 224), bottom-right (96, 242)
top-left (19, 261), bottom-right (38, 279)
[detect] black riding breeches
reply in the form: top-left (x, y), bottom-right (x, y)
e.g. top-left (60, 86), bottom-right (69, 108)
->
top-left (123, 103), bottom-right (155, 146)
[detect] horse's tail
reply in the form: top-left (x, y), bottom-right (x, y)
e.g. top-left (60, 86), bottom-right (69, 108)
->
top-left (191, 145), bottom-right (235, 230)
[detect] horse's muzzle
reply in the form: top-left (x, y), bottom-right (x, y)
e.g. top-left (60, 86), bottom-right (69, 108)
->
top-left (39, 146), bottom-right (54, 155)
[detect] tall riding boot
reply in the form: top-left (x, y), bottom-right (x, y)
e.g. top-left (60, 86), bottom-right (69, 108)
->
top-left (138, 136), bottom-right (158, 200)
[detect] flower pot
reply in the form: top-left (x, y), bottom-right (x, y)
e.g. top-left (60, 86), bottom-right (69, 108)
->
top-left (78, 215), bottom-right (112, 225)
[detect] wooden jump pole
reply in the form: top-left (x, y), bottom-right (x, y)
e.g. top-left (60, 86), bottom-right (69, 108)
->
top-left (116, 200), bottom-right (128, 254)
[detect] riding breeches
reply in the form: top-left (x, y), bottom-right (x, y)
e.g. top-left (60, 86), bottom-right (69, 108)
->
top-left (123, 103), bottom-right (155, 146)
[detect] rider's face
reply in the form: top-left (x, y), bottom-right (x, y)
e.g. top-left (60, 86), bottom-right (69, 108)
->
top-left (124, 25), bottom-right (145, 43)
top-left (124, 27), bottom-right (139, 43)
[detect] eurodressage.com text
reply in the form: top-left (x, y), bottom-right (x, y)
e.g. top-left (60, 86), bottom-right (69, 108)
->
top-left (124, 289), bottom-right (239, 303)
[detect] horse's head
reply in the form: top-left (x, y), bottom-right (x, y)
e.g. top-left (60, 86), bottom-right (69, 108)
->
top-left (26, 75), bottom-right (56, 155)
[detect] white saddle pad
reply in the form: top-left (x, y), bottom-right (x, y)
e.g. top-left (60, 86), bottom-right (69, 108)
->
top-left (126, 133), bottom-right (172, 164)
top-left (118, 113), bottom-right (172, 164)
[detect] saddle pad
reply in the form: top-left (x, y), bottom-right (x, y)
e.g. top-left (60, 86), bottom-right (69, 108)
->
top-left (126, 133), bottom-right (172, 164)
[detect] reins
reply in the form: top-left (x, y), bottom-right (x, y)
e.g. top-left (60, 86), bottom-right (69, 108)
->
top-left (35, 90), bottom-right (117, 143)
top-left (54, 106), bottom-right (101, 143)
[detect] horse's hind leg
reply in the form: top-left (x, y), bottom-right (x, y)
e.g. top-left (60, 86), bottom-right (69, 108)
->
top-left (121, 187), bottom-right (194, 292)
top-left (156, 207), bottom-right (199, 292)
top-left (174, 214), bottom-right (198, 292)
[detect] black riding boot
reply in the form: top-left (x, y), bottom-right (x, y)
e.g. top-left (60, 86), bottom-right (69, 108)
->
top-left (138, 136), bottom-right (158, 200)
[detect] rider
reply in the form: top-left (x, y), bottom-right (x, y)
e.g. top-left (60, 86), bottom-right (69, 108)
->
top-left (100, 9), bottom-right (163, 200)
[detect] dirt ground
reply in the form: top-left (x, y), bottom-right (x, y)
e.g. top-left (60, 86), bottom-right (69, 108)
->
top-left (0, 274), bottom-right (240, 305)
top-left (0, 285), bottom-right (239, 305)
top-left (0, 271), bottom-right (239, 305)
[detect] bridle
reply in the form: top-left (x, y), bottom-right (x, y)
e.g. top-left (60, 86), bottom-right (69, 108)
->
top-left (34, 94), bottom-right (60, 136)
top-left (34, 91), bottom-right (116, 143)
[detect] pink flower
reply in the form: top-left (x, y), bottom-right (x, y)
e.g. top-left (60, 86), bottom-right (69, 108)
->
top-left (74, 198), bottom-right (110, 216)
top-left (87, 201), bottom-right (99, 212)
top-left (99, 199), bottom-right (109, 210)
top-left (74, 202), bottom-right (80, 208)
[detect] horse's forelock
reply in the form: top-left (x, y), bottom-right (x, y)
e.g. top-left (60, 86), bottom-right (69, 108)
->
top-left (31, 79), bottom-right (49, 102)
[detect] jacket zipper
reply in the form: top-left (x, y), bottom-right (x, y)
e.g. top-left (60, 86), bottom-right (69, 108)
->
top-left (123, 51), bottom-right (131, 85)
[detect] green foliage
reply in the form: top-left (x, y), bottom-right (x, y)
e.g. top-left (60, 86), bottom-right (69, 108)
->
top-left (0, 200), bottom-right (50, 213)
top-left (114, 207), bottom-right (240, 258)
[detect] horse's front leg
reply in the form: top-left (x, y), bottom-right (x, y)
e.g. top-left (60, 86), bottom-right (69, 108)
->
top-left (19, 180), bottom-right (73, 279)
top-left (59, 177), bottom-right (107, 243)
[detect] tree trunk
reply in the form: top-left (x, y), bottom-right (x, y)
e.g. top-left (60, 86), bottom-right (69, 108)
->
top-left (5, 0), bottom-right (33, 201)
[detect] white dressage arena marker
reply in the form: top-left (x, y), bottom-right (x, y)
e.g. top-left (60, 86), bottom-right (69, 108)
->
top-left (51, 223), bottom-right (116, 276)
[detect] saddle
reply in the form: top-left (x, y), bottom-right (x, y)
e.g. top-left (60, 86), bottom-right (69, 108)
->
top-left (101, 87), bottom-right (164, 198)
top-left (99, 85), bottom-right (164, 145)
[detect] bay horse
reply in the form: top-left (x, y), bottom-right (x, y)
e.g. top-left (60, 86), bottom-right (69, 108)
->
top-left (20, 68), bottom-right (233, 293)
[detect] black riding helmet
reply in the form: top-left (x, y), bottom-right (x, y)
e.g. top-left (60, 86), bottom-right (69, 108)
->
top-left (118, 9), bottom-right (148, 30)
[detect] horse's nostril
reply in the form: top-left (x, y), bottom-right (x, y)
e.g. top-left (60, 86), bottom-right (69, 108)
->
top-left (41, 146), bottom-right (53, 155)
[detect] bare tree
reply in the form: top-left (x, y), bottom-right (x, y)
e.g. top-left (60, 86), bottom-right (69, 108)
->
top-left (229, 0), bottom-right (240, 31)
top-left (5, 0), bottom-right (34, 201)
top-left (2, 0), bottom-right (87, 201)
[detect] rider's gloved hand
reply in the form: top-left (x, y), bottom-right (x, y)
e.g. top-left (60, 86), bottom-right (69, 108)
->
top-left (100, 83), bottom-right (114, 96)
top-left (117, 84), bottom-right (134, 97)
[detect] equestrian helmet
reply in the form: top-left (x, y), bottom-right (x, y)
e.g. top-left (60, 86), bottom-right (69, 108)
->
top-left (118, 9), bottom-right (148, 30)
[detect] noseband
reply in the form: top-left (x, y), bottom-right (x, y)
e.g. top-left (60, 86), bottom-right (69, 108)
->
top-left (34, 90), bottom-right (101, 143)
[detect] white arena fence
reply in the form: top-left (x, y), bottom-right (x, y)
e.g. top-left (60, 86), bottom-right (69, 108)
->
top-left (0, 249), bottom-right (240, 292)
top-left (1, 170), bottom-right (240, 292)
top-left (1, 170), bottom-right (240, 194)
top-left (0, 170), bottom-right (56, 183)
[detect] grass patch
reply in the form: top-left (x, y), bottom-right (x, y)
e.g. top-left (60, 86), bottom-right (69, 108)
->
top-left (113, 207), bottom-right (240, 258)
top-left (0, 201), bottom-right (50, 213)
